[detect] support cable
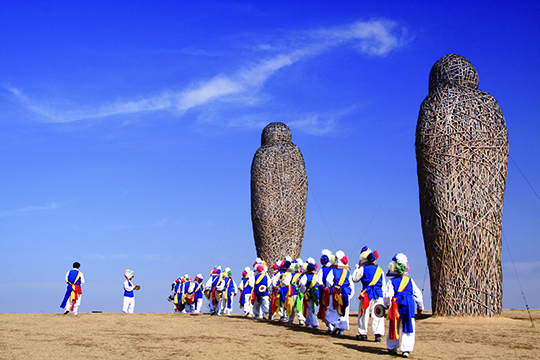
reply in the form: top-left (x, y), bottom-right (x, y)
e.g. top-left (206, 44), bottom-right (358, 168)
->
top-left (351, 143), bottom-right (415, 256)
top-left (502, 230), bottom-right (535, 327)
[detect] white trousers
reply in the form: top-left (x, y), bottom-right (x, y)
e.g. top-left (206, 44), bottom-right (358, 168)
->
top-left (387, 318), bottom-right (416, 353)
top-left (253, 295), bottom-right (269, 319)
top-left (242, 294), bottom-right (254, 316)
top-left (123, 296), bottom-right (135, 313)
top-left (326, 301), bottom-right (350, 330)
top-left (65, 296), bottom-right (82, 315)
top-left (358, 297), bottom-right (385, 335)
top-left (287, 295), bottom-right (306, 323)
top-left (193, 298), bottom-right (203, 313)
top-left (304, 299), bottom-right (319, 327)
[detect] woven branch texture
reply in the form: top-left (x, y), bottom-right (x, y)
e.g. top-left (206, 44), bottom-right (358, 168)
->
top-left (416, 54), bottom-right (508, 316)
top-left (251, 122), bottom-right (308, 267)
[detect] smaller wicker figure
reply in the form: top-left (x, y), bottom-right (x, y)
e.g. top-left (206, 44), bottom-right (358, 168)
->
top-left (251, 122), bottom-right (308, 267)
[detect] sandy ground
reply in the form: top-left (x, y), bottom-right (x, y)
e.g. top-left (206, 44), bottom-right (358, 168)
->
top-left (1, 310), bottom-right (539, 359)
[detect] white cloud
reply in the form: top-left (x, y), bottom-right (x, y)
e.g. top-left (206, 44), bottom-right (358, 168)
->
top-left (8, 19), bottom-right (408, 128)
top-left (0, 203), bottom-right (58, 217)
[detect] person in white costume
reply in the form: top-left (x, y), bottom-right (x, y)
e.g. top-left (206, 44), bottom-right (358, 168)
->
top-left (122, 269), bottom-right (138, 313)
top-left (351, 246), bottom-right (385, 342)
top-left (320, 250), bottom-right (354, 336)
top-left (384, 253), bottom-right (424, 358)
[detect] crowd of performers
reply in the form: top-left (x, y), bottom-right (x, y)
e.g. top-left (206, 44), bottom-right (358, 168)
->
top-left (169, 247), bottom-right (424, 358)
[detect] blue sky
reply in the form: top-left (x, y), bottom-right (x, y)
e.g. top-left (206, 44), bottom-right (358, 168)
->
top-left (1, 1), bottom-right (539, 313)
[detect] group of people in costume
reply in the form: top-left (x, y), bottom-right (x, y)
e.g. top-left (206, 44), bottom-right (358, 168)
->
top-left (169, 273), bottom-right (206, 313)
top-left (62, 246), bottom-right (423, 358)
top-left (193, 248), bottom-right (423, 358)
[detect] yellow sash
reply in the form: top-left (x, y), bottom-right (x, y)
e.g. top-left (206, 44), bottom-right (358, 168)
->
top-left (255, 274), bottom-right (264, 285)
top-left (398, 276), bottom-right (410, 292)
top-left (69, 271), bottom-right (82, 302)
top-left (337, 269), bottom-right (348, 286)
top-left (368, 266), bottom-right (383, 286)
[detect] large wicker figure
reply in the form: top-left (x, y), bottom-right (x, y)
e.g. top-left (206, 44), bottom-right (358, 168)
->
top-left (251, 122), bottom-right (308, 267)
top-left (416, 54), bottom-right (508, 316)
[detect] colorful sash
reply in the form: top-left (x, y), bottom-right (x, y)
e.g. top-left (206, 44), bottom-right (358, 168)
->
top-left (358, 266), bottom-right (383, 315)
top-left (60, 270), bottom-right (82, 310)
top-left (302, 274), bottom-right (318, 318)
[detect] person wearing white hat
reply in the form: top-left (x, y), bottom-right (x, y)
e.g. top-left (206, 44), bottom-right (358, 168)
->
top-left (322, 250), bottom-right (354, 336)
top-left (384, 253), bottom-right (424, 358)
top-left (238, 267), bottom-right (255, 317)
top-left (122, 269), bottom-right (139, 313)
top-left (352, 246), bottom-right (386, 342)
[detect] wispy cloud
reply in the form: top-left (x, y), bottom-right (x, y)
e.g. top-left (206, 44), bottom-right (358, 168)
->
top-left (0, 203), bottom-right (58, 217)
top-left (8, 19), bottom-right (409, 129)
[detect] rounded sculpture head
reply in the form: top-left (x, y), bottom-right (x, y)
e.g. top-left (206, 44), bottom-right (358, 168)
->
top-left (428, 53), bottom-right (479, 92)
top-left (261, 122), bottom-right (292, 145)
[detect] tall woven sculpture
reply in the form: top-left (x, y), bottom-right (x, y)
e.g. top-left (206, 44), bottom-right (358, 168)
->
top-left (416, 54), bottom-right (508, 316)
top-left (251, 122), bottom-right (308, 267)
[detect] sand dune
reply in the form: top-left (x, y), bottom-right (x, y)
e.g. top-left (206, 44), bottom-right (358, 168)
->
top-left (1, 310), bottom-right (539, 359)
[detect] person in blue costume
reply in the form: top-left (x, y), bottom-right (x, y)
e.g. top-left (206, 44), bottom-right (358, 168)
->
top-left (299, 257), bottom-right (319, 328)
top-left (352, 246), bottom-right (386, 342)
top-left (192, 274), bottom-right (205, 314)
top-left (315, 249), bottom-right (335, 332)
top-left (204, 266), bottom-right (222, 315)
top-left (217, 268), bottom-right (236, 316)
top-left (384, 253), bottom-right (424, 358)
top-left (251, 264), bottom-right (270, 319)
top-left (122, 269), bottom-right (139, 313)
top-left (60, 262), bottom-right (85, 315)
top-left (281, 258), bottom-right (306, 324)
top-left (238, 267), bottom-right (254, 317)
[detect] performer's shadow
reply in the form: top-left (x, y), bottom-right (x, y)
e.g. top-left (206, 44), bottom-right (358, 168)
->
top-left (334, 341), bottom-right (388, 355)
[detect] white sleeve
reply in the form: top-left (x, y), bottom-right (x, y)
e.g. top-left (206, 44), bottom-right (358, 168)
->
top-left (216, 279), bottom-right (225, 291)
top-left (249, 274), bottom-right (255, 288)
top-left (124, 280), bottom-right (135, 292)
top-left (411, 279), bottom-right (424, 311)
top-left (232, 279), bottom-right (237, 295)
top-left (348, 272), bottom-right (355, 297)
top-left (79, 272), bottom-right (85, 285)
top-left (351, 266), bottom-right (364, 283)
top-left (238, 279), bottom-right (244, 291)
top-left (282, 273), bottom-right (291, 286)
top-left (326, 269), bottom-right (335, 287)
top-left (315, 269), bottom-right (323, 286)
top-left (204, 278), bottom-right (212, 290)
top-left (383, 280), bottom-right (394, 308)
top-left (299, 274), bottom-right (308, 293)
top-left (65, 271), bottom-right (70, 283)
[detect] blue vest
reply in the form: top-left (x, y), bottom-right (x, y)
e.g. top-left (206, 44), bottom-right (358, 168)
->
top-left (124, 280), bottom-right (134, 298)
top-left (391, 276), bottom-right (416, 333)
top-left (361, 264), bottom-right (383, 300)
